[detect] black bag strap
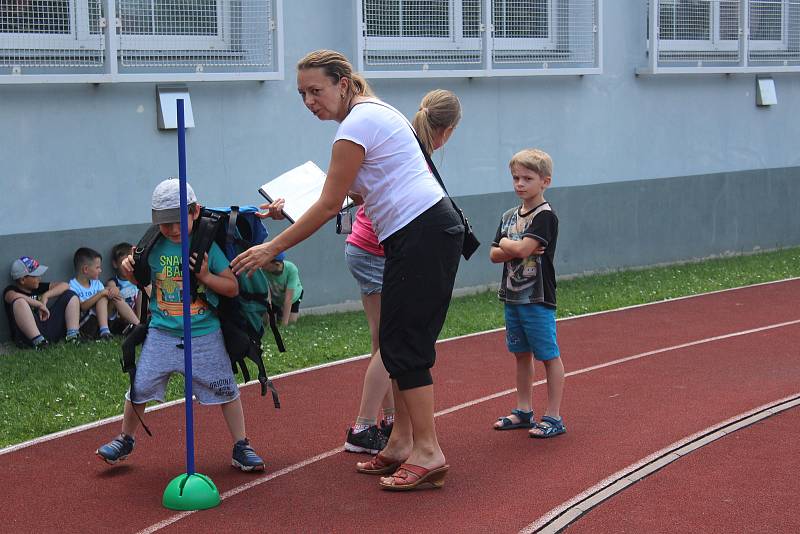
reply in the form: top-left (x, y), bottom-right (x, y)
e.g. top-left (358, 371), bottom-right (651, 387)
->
top-left (350, 100), bottom-right (468, 223)
top-left (132, 225), bottom-right (162, 291)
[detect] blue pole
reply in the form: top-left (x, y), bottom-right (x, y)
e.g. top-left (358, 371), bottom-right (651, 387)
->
top-left (177, 98), bottom-right (196, 476)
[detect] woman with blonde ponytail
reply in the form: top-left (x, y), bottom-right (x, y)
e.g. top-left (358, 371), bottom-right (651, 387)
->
top-left (232, 51), bottom-right (465, 491)
top-left (342, 89), bottom-right (462, 458)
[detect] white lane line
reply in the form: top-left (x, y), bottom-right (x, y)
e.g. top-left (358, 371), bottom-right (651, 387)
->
top-left (521, 394), bottom-right (800, 534)
top-left (4, 277), bottom-right (797, 456)
top-left (136, 448), bottom-right (342, 534)
top-left (138, 317), bottom-right (800, 533)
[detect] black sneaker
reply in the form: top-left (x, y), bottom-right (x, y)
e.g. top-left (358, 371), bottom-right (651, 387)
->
top-left (96, 434), bottom-right (135, 465)
top-left (344, 425), bottom-right (388, 455)
top-left (32, 338), bottom-right (49, 350)
top-left (232, 438), bottom-right (265, 472)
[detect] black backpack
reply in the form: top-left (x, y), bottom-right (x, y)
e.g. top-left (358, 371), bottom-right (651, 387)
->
top-left (121, 206), bottom-right (282, 422)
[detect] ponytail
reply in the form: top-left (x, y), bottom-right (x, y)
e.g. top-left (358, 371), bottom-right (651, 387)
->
top-left (412, 89), bottom-right (461, 155)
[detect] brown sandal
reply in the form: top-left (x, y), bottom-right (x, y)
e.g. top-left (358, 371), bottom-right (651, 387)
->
top-left (379, 463), bottom-right (449, 491)
top-left (356, 453), bottom-right (404, 475)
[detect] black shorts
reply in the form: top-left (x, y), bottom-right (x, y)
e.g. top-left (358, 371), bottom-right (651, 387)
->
top-left (10, 290), bottom-right (76, 347)
top-left (379, 198), bottom-right (464, 390)
top-left (274, 289), bottom-right (303, 317)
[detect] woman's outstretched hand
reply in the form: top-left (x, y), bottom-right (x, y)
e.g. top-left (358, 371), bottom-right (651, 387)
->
top-left (231, 241), bottom-right (277, 277)
top-left (257, 198), bottom-right (286, 220)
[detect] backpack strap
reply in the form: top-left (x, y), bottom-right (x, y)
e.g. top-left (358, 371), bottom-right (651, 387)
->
top-left (189, 210), bottom-right (224, 300)
top-left (132, 225), bottom-right (162, 291)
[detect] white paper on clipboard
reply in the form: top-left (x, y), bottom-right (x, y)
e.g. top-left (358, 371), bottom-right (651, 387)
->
top-left (258, 161), bottom-right (352, 223)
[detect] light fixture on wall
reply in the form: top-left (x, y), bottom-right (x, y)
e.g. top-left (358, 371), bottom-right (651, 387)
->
top-left (156, 85), bottom-right (196, 130)
top-left (755, 76), bottom-right (777, 107)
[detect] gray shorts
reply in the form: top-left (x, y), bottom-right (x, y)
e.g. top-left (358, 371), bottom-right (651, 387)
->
top-left (126, 327), bottom-right (239, 405)
top-left (345, 242), bottom-right (384, 296)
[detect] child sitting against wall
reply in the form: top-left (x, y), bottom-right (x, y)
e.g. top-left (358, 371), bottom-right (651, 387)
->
top-left (105, 242), bottom-right (144, 335)
top-left (68, 247), bottom-right (118, 340)
top-left (3, 256), bottom-right (81, 348)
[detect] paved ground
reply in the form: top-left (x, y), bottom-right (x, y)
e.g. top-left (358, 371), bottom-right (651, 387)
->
top-left (2, 279), bottom-right (799, 533)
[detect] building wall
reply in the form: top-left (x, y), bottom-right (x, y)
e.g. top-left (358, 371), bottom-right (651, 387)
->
top-left (2, 1), bottom-right (799, 341)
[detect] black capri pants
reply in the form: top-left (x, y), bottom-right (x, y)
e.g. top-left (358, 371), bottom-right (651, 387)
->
top-left (379, 198), bottom-right (464, 390)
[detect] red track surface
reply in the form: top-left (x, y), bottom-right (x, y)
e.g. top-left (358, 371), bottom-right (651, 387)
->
top-left (2, 280), bottom-right (799, 533)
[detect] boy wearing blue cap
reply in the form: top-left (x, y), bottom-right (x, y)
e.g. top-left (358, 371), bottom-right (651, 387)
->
top-left (263, 253), bottom-right (303, 326)
top-left (3, 256), bottom-right (81, 348)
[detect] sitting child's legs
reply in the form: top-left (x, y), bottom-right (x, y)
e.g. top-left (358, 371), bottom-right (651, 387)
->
top-left (10, 298), bottom-right (44, 345)
top-left (94, 296), bottom-right (112, 338)
top-left (109, 296), bottom-right (139, 328)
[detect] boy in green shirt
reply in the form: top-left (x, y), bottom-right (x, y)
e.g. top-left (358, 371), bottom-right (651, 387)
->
top-left (263, 252), bottom-right (303, 326)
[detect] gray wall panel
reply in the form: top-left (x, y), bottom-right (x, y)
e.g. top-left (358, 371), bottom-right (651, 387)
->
top-left (3, 167), bottom-right (797, 342)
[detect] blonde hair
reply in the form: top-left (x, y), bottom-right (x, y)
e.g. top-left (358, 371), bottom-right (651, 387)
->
top-left (412, 89), bottom-right (462, 156)
top-left (510, 148), bottom-right (553, 178)
top-left (297, 49), bottom-right (374, 99)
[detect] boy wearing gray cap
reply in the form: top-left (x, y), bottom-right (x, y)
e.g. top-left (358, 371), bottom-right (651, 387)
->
top-left (95, 178), bottom-right (266, 471)
top-left (3, 256), bottom-right (81, 348)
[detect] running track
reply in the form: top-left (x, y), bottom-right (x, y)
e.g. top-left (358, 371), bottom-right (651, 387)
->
top-left (2, 279), bottom-right (799, 533)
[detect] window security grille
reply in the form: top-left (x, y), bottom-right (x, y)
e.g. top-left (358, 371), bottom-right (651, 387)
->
top-left (0, 0), bottom-right (283, 82)
top-left (357, 0), bottom-right (601, 77)
top-left (641, 0), bottom-right (800, 73)
top-left (0, 0), bottom-right (105, 71)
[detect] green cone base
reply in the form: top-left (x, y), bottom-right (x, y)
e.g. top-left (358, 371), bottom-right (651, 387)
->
top-left (162, 473), bottom-right (220, 511)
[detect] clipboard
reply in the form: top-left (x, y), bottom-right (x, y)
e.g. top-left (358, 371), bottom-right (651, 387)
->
top-left (259, 161), bottom-right (353, 224)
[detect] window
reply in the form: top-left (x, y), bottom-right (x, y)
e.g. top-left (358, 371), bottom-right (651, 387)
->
top-left (358, 0), bottom-right (600, 75)
top-left (492, 0), bottom-right (554, 50)
top-left (362, 0), bottom-right (481, 53)
top-left (657, 0), bottom-right (739, 51)
top-left (642, 1), bottom-right (799, 73)
top-left (656, 0), bottom-right (789, 52)
top-left (1, 0), bottom-right (283, 81)
top-left (0, 0), bottom-right (103, 50)
top-left (119, 0), bottom-right (227, 51)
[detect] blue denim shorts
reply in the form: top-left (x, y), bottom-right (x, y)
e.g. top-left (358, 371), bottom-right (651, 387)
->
top-left (345, 242), bottom-right (384, 295)
top-left (504, 303), bottom-right (560, 361)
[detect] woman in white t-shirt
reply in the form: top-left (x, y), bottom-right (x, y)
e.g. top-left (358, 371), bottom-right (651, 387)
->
top-left (231, 50), bottom-right (464, 491)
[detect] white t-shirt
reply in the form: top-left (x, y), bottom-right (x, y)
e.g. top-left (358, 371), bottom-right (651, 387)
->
top-left (334, 100), bottom-right (443, 242)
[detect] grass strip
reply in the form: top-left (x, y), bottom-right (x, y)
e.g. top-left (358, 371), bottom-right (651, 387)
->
top-left (1, 247), bottom-right (798, 448)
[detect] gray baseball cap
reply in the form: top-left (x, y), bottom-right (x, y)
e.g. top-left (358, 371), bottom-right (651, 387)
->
top-left (10, 256), bottom-right (48, 280)
top-left (151, 178), bottom-right (198, 224)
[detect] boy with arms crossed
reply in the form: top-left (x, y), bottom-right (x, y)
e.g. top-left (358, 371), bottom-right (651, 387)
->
top-left (95, 178), bottom-right (265, 471)
top-left (490, 149), bottom-right (566, 438)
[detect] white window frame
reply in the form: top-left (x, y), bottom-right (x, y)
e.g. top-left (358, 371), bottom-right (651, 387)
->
top-left (747, 0), bottom-right (789, 51)
top-left (491, 0), bottom-right (556, 51)
top-left (657, 0), bottom-right (738, 52)
top-left (638, 0), bottom-right (799, 74)
top-left (0, 0), bottom-right (103, 50)
top-left (362, 0), bottom-right (481, 52)
top-left (0, 0), bottom-right (284, 83)
top-left (118, 0), bottom-right (229, 52)
top-left (656, 0), bottom-right (788, 53)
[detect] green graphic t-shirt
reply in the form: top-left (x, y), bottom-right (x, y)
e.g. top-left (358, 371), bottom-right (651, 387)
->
top-left (265, 260), bottom-right (302, 304)
top-left (148, 238), bottom-right (230, 337)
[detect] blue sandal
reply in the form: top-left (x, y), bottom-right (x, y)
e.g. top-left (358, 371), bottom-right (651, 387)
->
top-left (530, 415), bottom-right (566, 438)
top-left (494, 409), bottom-right (534, 430)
